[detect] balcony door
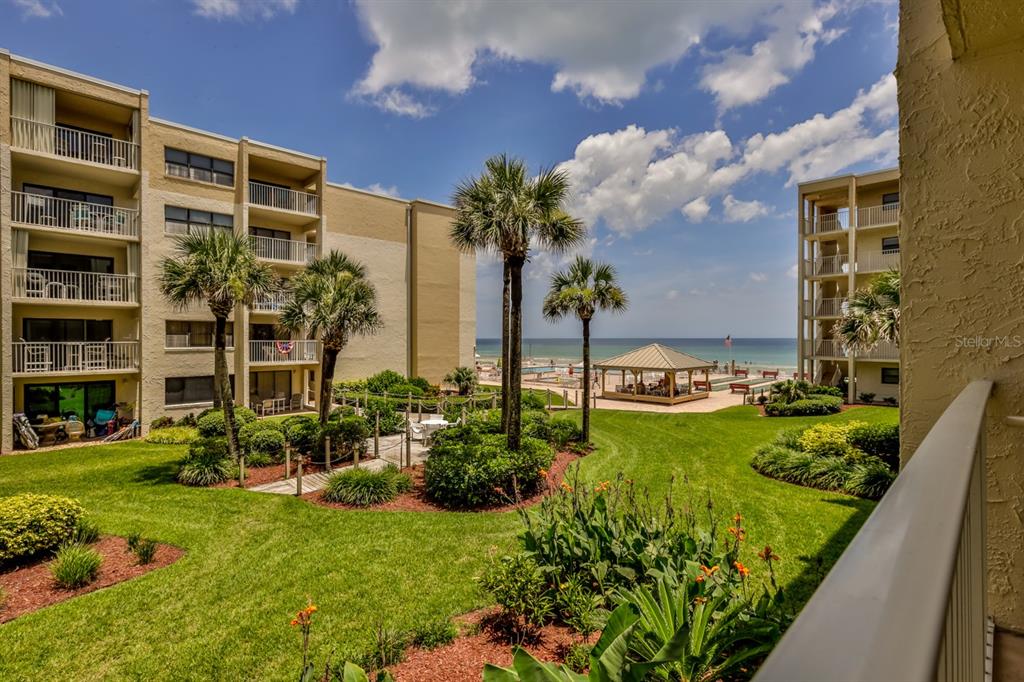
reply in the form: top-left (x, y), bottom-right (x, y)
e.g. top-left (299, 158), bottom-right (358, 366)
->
top-left (23, 318), bottom-right (112, 343)
top-left (250, 370), bottom-right (291, 402)
top-left (24, 380), bottom-right (115, 421)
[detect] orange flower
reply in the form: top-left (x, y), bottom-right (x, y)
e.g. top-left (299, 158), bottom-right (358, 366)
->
top-left (695, 574), bottom-right (705, 583)
top-left (727, 526), bottom-right (746, 541)
top-left (539, 468), bottom-right (549, 478)
top-left (758, 545), bottom-right (780, 562)
top-left (700, 564), bottom-right (719, 577)
top-left (734, 561), bottom-right (750, 578)
top-left (733, 512), bottom-right (743, 524)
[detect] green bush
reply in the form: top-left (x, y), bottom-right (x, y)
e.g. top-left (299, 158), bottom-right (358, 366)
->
top-left (0, 494), bottom-right (84, 564)
top-left (521, 391), bottom-right (546, 410)
top-left (522, 410), bottom-right (551, 441)
top-left (282, 415), bottom-right (319, 454)
top-left (177, 438), bottom-right (233, 486)
top-left (563, 643), bottom-right (592, 674)
top-left (248, 429), bottom-right (286, 460)
top-left (548, 418), bottom-right (582, 448)
top-left (71, 516), bottom-right (101, 545)
top-left (329, 405), bottom-right (356, 420)
top-left (321, 416), bottom-right (371, 459)
top-left (366, 369), bottom-right (407, 394)
top-left (859, 392), bottom-right (877, 403)
top-left (410, 617), bottom-right (458, 650)
top-left (237, 420), bottom-right (284, 449)
top-left (361, 622), bottom-right (408, 671)
top-left (245, 452), bottom-right (273, 468)
top-left (553, 575), bottom-right (600, 637)
top-left (408, 376), bottom-right (433, 394)
top-left (797, 422), bottom-right (864, 458)
top-left (846, 457), bottom-right (897, 498)
top-left (196, 407), bottom-right (257, 438)
top-left (764, 395), bottom-right (842, 416)
top-left (150, 416), bottom-right (174, 430)
top-left (145, 426), bottom-right (199, 445)
top-left (424, 434), bottom-right (554, 509)
top-left (50, 543), bottom-right (102, 588)
top-left (387, 383), bottom-right (424, 398)
top-left (322, 466), bottom-right (412, 506)
top-left (847, 422), bottom-right (900, 467)
top-left (809, 384), bottom-right (844, 398)
top-left (478, 552), bottom-right (553, 635)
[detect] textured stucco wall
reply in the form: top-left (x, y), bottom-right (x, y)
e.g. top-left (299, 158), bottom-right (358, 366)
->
top-left (898, 0), bottom-right (1024, 630)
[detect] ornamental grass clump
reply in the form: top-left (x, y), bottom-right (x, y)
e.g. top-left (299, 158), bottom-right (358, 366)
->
top-left (322, 466), bottom-right (411, 506)
top-left (177, 438), bottom-right (233, 486)
top-left (50, 543), bottom-right (102, 589)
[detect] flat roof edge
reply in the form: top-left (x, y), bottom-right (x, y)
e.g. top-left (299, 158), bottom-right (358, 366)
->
top-left (797, 166), bottom-right (900, 188)
top-left (149, 117), bottom-right (239, 144)
top-left (246, 138), bottom-right (323, 163)
top-left (8, 52), bottom-right (143, 96)
top-left (325, 181), bottom-right (411, 204)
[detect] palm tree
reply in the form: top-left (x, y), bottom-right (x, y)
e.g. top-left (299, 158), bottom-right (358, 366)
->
top-left (451, 154), bottom-right (585, 450)
top-left (444, 366), bottom-right (478, 396)
top-left (833, 269), bottom-right (900, 352)
top-left (160, 229), bottom-right (274, 459)
top-left (279, 251), bottom-right (382, 427)
top-left (542, 257), bottom-right (627, 442)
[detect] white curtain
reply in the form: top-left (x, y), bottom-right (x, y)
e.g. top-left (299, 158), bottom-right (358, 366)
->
top-left (126, 242), bottom-right (140, 304)
top-left (12, 229), bottom-right (28, 271)
top-left (11, 79), bottom-right (55, 152)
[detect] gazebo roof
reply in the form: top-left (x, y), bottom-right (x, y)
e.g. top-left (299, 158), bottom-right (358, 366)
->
top-left (594, 343), bottom-right (713, 371)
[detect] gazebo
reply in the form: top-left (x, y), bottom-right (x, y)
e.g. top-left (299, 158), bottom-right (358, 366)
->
top-left (594, 342), bottom-right (714, 405)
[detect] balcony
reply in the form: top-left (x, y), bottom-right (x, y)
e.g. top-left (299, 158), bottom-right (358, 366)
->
top-left (249, 235), bottom-right (316, 265)
top-left (165, 334), bottom-right (234, 350)
top-left (857, 202), bottom-right (899, 229)
top-left (11, 192), bottom-right (139, 239)
top-left (251, 291), bottom-right (290, 313)
top-left (806, 254), bottom-right (850, 278)
top-left (804, 297), bottom-right (847, 318)
top-left (804, 210), bottom-right (850, 236)
top-left (857, 340), bottom-right (900, 361)
top-left (815, 338), bottom-right (847, 357)
top-left (754, 381), bottom-right (992, 682)
top-left (248, 181), bottom-right (319, 216)
top-left (11, 118), bottom-right (139, 172)
top-left (249, 340), bottom-right (318, 365)
top-left (858, 248), bottom-right (900, 273)
top-left (13, 269), bottom-right (139, 305)
top-left (13, 341), bottom-right (140, 375)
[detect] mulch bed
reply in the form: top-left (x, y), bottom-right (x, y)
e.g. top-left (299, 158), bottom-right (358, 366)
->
top-left (213, 460), bottom-right (326, 489)
top-left (390, 608), bottom-right (596, 682)
top-left (0, 536), bottom-right (184, 623)
top-left (305, 449), bottom-right (582, 513)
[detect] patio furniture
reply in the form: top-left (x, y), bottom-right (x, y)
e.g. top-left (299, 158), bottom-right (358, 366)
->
top-left (72, 205), bottom-right (92, 229)
top-left (261, 398), bottom-right (276, 416)
top-left (290, 393), bottom-right (302, 411)
top-left (83, 343), bottom-right (107, 370)
top-left (25, 271), bottom-right (46, 298)
top-left (66, 419), bottom-right (85, 442)
top-left (45, 281), bottom-right (67, 298)
top-left (24, 344), bottom-right (51, 372)
top-left (93, 408), bottom-right (117, 437)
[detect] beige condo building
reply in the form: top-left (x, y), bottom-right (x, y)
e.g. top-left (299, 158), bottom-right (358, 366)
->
top-left (0, 51), bottom-right (475, 452)
top-left (796, 167), bottom-right (900, 403)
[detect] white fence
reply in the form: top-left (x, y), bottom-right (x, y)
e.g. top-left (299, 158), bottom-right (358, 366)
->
top-left (13, 341), bottom-right (140, 374)
top-left (13, 268), bottom-right (139, 304)
top-left (11, 191), bottom-right (138, 238)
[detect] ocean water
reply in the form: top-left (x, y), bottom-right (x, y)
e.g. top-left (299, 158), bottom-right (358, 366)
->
top-left (476, 337), bottom-right (798, 371)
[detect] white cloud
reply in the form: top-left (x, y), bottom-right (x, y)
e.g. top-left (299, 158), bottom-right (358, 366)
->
top-left (338, 182), bottom-right (401, 199)
top-left (749, 272), bottom-right (769, 283)
top-left (192, 0), bottom-right (297, 20)
top-left (700, 2), bottom-right (845, 112)
top-left (666, 289), bottom-right (680, 300)
top-left (787, 264), bottom-right (799, 279)
top-left (361, 89), bottom-right (434, 119)
top-left (12, 0), bottom-right (61, 18)
top-left (558, 72), bottom-right (897, 233)
top-left (351, 0), bottom-right (848, 116)
top-left (723, 195), bottom-right (770, 222)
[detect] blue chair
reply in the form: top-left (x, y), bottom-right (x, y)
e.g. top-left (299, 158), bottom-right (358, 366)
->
top-left (94, 408), bottom-right (117, 436)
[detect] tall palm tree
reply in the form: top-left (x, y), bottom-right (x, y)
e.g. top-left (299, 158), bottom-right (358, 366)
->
top-left (451, 154), bottom-right (585, 450)
top-left (833, 269), bottom-right (900, 352)
top-left (279, 251), bottom-right (382, 427)
top-left (542, 257), bottom-right (628, 442)
top-left (160, 229), bottom-right (274, 459)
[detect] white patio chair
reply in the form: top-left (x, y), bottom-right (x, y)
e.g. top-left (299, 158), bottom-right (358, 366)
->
top-left (83, 343), bottom-right (107, 371)
top-left (25, 271), bottom-right (46, 298)
top-left (24, 344), bottom-right (51, 373)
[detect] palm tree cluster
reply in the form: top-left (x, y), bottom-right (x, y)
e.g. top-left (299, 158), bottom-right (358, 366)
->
top-left (833, 269), bottom-right (900, 352)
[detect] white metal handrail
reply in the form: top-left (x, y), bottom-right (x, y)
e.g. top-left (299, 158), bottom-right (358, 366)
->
top-left (755, 380), bottom-right (992, 682)
top-left (13, 341), bottom-right (140, 374)
top-left (249, 340), bottom-right (318, 364)
top-left (11, 118), bottom-right (139, 170)
top-left (249, 235), bottom-right (317, 264)
top-left (806, 210), bottom-right (850, 235)
top-left (165, 334), bottom-right (234, 349)
top-left (249, 181), bottom-right (319, 215)
top-left (806, 254), bottom-right (849, 277)
top-left (814, 338), bottom-right (846, 357)
top-left (857, 202), bottom-right (900, 229)
top-left (858, 248), bottom-right (900, 272)
top-left (251, 291), bottom-right (290, 312)
top-left (11, 191), bottom-right (139, 237)
top-left (856, 340), bottom-right (900, 360)
top-left (816, 297), bottom-right (847, 317)
top-left (13, 268), bottom-right (139, 304)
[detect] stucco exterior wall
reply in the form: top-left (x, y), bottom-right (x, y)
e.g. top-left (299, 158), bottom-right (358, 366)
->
top-left (898, 0), bottom-right (1024, 631)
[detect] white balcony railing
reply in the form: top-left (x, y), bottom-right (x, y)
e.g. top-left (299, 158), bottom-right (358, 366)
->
top-left (165, 334), bottom-right (234, 349)
top-left (11, 118), bottom-right (139, 170)
top-left (251, 291), bottom-right (290, 313)
top-left (857, 202), bottom-right (899, 229)
top-left (858, 248), bottom-right (900, 273)
top-left (815, 297), bottom-right (847, 317)
top-left (11, 191), bottom-right (139, 238)
top-left (805, 209), bottom-right (850, 235)
top-left (755, 380), bottom-right (992, 682)
top-left (815, 338), bottom-right (846, 357)
top-left (249, 340), bottom-right (318, 364)
top-left (806, 254), bottom-right (850, 277)
top-left (249, 181), bottom-right (319, 215)
top-left (13, 269), bottom-right (139, 304)
top-left (13, 341), bottom-right (140, 374)
top-left (857, 340), bottom-right (900, 361)
top-left (249, 235), bottom-right (316, 264)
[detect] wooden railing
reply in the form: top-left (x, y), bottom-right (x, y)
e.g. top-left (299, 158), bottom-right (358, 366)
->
top-left (755, 380), bottom-right (992, 682)
top-left (249, 340), bottom-right (318, 364)
top-left (11, 118), bottom-right (139, 170)
top-left (249, 235), bottom-right (317, 264)
top-left (249, 181), bottom-right (319, 215)
top-left (11, 191), bottom-right (139, 238)
top-left (13, 268), bottom-right (139, 304)
top-left (857, 202), bottom-right (900, 229)
top-left (13, 341), bottom-right (140, 374)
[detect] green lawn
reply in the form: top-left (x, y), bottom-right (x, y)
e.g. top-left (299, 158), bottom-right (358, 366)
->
top-left (0, 405), bottom-right (895, 679)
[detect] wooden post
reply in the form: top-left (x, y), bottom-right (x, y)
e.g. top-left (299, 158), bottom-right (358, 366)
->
top-left (374, 412), bottom-right (380, 457)
top-left (285, 444), bottom-right (291, 479)
top-left (405, 412), bottom-right (412, 468)
top-left (325, 436), bottom-right (331, 472)
top-left (340, 395), bottom-right (346, 408)
top-left (563, 389), bottom-right (568, 409)
top-left (461, 404), bottom-right (466, 424)
top-left (491, 394), bottom-right (497, 410)
top-left (353, 439), bottom-right (360, 469)
top-left (239, 454), bottom-right (246, 487)
top-left (407, 392), bottom-right (412, 420)
top-left (296, 456), bottom-right (303, 496)
top-left (418, 400), bottom-right (422, 422)
top-left (547, 388), bottom-right (552, 410)
top-left (574, 389), bottom-right (579, 409)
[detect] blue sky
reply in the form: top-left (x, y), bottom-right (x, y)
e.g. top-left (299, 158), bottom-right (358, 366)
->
top-left (2, 0), bottom-right (898, 339)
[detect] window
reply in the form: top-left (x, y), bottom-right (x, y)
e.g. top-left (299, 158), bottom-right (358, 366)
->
top-left (28, 251), bottom-right (114, 274)
top-left (164, 147), bottom-right (234, 187)
top-left (881, 236), bottom-right (900, 252)
top-left (164, 206), bottom-right (234, 236)
top-left (165, 375), bottom-right (234, 406)
top-left (881, 367), bottom-right (900, 384)
top-left (165, 321), bottom-right (234, 348)
top-left (250, 370), bottom-right (291, 402)
top-left (882, 191), bottom-right (900, 206)
top-left (24, 380), bottom-right (115, 421)
top-left (249, 226), bottom-right (291, 241)
top-left (23, 319), bottom-right (112, 342)
top-left (23, 183), bottom-right (114, 207)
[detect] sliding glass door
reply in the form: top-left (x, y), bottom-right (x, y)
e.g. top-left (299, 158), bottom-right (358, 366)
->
top-left (24, 380), bottom-right (115, 421)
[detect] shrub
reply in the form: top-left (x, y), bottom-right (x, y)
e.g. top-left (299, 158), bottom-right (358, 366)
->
top-left (282, 415), bottom-right (319, 454)
top-left (563, 643), bottom-right (592, 673)
top-left (548, 418), bottom-right (582, 447)
top-left (859, 392), bottom-right (877, 403)
top-left (126, 531), bottom-right (141, 552)
top-left (71, 516), bottom-right (101, 545)
top-left (196, 407), bottom-right (257, 438)
top-left (361, 397), bottom-right (407, 436)
top-left (521, 391), bottom-right (546, 410)
top-left (809, 384), bottom-right (844, 398)
top-left (764, 396), bottom-right (842, 416)
top-left (478, 552), bottom-right (553, 635)
top-left (329, 405), bottom-right (356, 420)
top-left (248, 429), bottom-right (286, 461)
top-left (322, 465), bottom-right (412, 506)
top-left (362, 622), bottom-right (408, 671)
top-left (238, 420), bottom-right (284, 449)
top-left (797, 422), bottom-right (864, 458)
top-left (245, 452), bottom-right (273, 468)
top-left (387, 383), bottom-right (424, 398)
top-left (554, 575), bottom-right (601, 637)
top-left (150, 416), bottom-right (174, 430)
top-left (408, 376), bottom-right (433, 394)
top-left (321, 416), bottom-right (371, 459)
top-left (847, 422), bottom-right (900, 467)
top-left (133, 538), bottom-right (157, 565)
top-left (0, 494), bottom-right (84, 564)
top-left (177, 438), bottom-right (233, 486)
top-left (883, 396), bottom-right (898, 406)
top-left (178, 413), bottom-right (198, 427)
top-left (846, 457), bottom-right (897, 499)
top-left (145, 426), bottom-right (199, 445)
top-left (50, 543), bottom-right (102, 588)
top-left (366, 369), bottom-right (407, 395)
top-left (424, 434), bottom-right (554, 509)
top-left (410, 617), bottom-right (458, 650)
top-left (522, 410), bottom-right (551, 441)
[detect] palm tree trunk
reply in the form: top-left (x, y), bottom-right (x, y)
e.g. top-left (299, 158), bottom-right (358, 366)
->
top-left (214, 315), bottom-right (239, 460)
top-left (319, 348), bottom-right (338, 426)
top-left (581, 316), bottom-right (591, 443)
top-left (507, 255), bottom-right (524, 451)
top-left (500, 257), bottom-right (511, 433)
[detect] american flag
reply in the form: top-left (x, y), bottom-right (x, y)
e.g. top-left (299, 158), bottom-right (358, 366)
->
top-left (724, 335), bottom-right (732, 348)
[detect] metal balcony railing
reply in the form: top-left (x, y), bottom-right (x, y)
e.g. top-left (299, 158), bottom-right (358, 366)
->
top-left (805, 209), bottom-right (850, 235)
top-left (815, 338), bottom-right (847, 357)
top-left (858, 248), bottom-right (900, 273)
top-left (13, 269), bottom-right (139, 304)
top-left (857, 340), bottom-right (900, 360)
top-left (13, 341), bottom-right (140, 374)
top-left (755, 380), bottom-right (992, 682)
top-left (251, 291), bottom-right (290, 313)
top-left (165, 334), bottom-right (234, 349)
top-left (249, 235), bottom-right (316, 264)
top-left (806, 254), bottom-right (850, 277)
top-left (11, 118), bottom-right (139, 170)
top-left (815, 297), bottom-right (847, 317)
top-left (249, 340), bottom-right (318, 364)
top-left (11, 191), bottom-right (139, 238)
top-left (249, 181), bottom-right (319, 215)
top-left (857, 202), bottom-right (900, 229)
